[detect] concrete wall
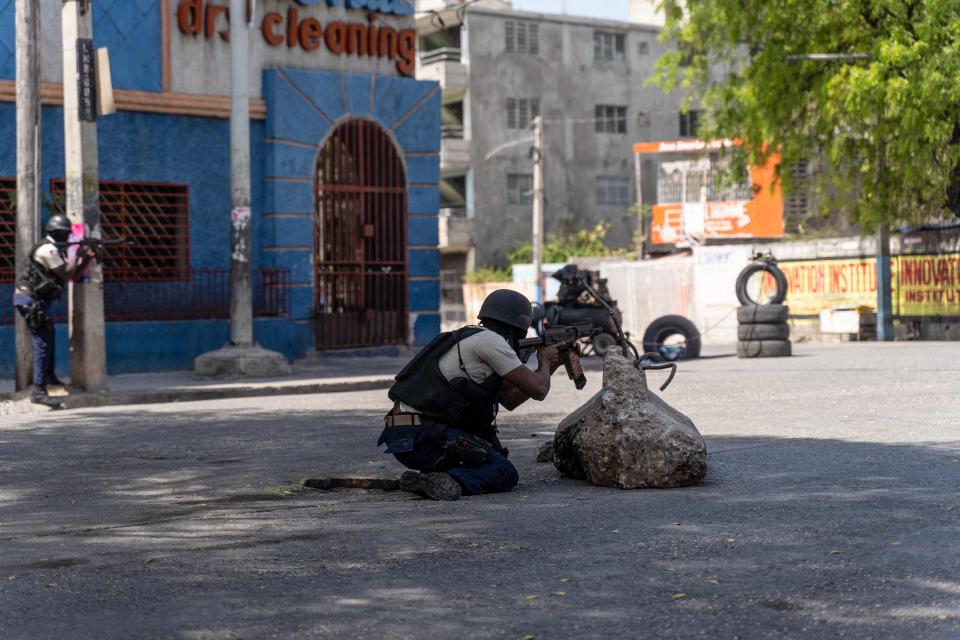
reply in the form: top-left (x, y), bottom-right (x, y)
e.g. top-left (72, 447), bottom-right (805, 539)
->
top-left (0, 0), bottom-right (164, 91)
top-left (261, 69), bottom-right (442, 346)
top-left (0, 2), bottom-right (442, 376)
top-left (463, 9), bottom-right (684, 267)
top-left (0, 318), bottom-right (301, 375)
top-left (0, 103), bottom-right (303, 375)
top-left (596, 235), bottom-right (960, 347)
top-left (0, 0), bottom-right (415, 95)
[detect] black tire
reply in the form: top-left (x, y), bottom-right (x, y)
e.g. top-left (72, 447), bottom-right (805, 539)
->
top-left (736, 262), bottom-right (788, 306)
top-left (591, 332), bottom-right (617, 356)
top-left (737, 304), bottom-right (789, 324)
top-left (642, 315), bottom-right (701, 362)
top-left (737, 340), bottom-right (792, 358)
top-left (737, 322), bottom-right (790, 341)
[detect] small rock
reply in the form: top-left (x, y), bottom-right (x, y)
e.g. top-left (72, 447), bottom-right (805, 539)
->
top-left (553, 347), bottom-right (707, 489)
top-left (535, 440), bottom-right (554, 463)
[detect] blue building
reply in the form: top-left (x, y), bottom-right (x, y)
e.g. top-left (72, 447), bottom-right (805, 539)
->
top-left (0, 0), bottom-right (440, 374)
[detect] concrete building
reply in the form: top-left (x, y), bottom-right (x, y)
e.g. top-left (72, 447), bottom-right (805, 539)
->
top-left (0, 0), bottom-right (441, 374)
top-left (415, 0), bottom-right (687, 325)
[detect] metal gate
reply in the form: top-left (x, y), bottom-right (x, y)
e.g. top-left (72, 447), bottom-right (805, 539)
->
top-left (314, 120), bottom-right (407, 349)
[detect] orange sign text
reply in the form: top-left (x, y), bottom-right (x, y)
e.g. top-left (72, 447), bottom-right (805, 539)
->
top-left (177, 1), bottom-right (417, 77)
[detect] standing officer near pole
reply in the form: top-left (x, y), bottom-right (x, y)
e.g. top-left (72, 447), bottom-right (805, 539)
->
top-left (378, 290), bottom-right (562, 501)
top-left (12, 214), bottom-right (97, 407)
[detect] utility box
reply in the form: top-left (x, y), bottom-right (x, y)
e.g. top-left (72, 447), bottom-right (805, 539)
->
top-left (819, 306), bottom-right (877, 341)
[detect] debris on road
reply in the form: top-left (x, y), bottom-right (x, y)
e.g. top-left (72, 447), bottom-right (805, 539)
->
top-left (553, 347), bottom-right (707, 488)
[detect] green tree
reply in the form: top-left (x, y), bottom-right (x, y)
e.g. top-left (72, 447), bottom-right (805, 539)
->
top-left (653, 0), bottom-right (960, 227)
top-left (506, 223), bottom-right (622, 266)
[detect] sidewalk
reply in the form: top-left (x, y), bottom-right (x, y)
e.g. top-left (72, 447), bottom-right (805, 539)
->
top-left (0, 355), bottom-right (406, 415)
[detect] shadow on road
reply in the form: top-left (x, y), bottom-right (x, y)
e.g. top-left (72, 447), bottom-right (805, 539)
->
top-left (1, 405), bottom-right (959, 639)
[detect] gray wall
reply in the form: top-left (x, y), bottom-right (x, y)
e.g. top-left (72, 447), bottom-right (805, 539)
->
top-left (463, 9), bottom-right (684, 267)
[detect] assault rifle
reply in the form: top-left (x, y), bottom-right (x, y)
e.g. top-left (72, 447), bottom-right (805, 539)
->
top-left (53, 237), bottom-right (132, 258)
top-left (518, 321), bottom-right (601, 391)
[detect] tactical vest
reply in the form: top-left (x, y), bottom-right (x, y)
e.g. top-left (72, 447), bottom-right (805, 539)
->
top-left (16, 241), bottom-right (64, 301)
top-left (389, 327), bottom-right (504, 436)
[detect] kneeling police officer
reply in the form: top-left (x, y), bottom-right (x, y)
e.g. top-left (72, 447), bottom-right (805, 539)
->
top-left (12, 214), bottom-right (97, 407)
top-left (379, 289), bottom-right (561, 501)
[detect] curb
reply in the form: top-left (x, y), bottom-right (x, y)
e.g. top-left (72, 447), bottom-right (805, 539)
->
top-left (0, 376), bottom-right (394, 415)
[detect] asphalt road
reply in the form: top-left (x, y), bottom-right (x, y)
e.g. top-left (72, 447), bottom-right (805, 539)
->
top-left (1, 342), bottom-right (958, 640)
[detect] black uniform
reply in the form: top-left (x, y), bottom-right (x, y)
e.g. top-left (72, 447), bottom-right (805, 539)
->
top-left (13, 238), bottom-right (66, 393)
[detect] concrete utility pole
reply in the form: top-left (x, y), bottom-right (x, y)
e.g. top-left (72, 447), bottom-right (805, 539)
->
top-left (229, 0), bottom-right (253, 345)
top-left (195, 0), bottom-right (289, 377)
top-left (15, 0), bottom-right (40, 391)
top-left (633, 149), bottom-right (644, 258)
top-left (531, 116), bottom-right (545, 304)
top-left (62, 0), bottom-right (107, 391)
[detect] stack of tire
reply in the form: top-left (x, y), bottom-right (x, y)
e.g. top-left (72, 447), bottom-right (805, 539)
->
top-left (735, 260), bottom-right (792, 358)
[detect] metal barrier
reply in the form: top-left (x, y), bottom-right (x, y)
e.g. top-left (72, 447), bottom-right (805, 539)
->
top-left (0, 268), bottom-right (291, 324)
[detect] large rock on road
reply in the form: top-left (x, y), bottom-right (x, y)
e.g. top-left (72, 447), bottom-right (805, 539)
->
top-left (553, 347), bottom-right (707, 488)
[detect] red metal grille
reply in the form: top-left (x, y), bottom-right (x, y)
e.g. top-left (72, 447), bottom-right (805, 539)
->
top-left (0, 178), bottom-right (16, 282)
top-left (50, 180), bottom-right (190, 281)
top-left (315, 120), bottom-right (408, 349)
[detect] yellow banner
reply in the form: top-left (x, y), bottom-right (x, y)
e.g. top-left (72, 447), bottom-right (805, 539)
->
top-left (778, 253), bottom-right (960, 317)
top-left (896, 254), bottom-right (960, 316)
top-left (779, 258), bottom-right (877, 316)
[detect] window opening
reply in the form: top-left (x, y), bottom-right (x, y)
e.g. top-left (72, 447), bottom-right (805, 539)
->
top-left (50, 180), bottom-right (190, 281)
top-left (595, 105), bottom-right (627, 134)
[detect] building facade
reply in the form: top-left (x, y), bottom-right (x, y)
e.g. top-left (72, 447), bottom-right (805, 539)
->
top-left (416, 0), bottom-right (688, 325)
top-left (0, 0), bottom-right (441, 375)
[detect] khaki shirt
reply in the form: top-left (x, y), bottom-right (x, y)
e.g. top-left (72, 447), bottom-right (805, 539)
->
top-left (399, 327), bottom-right (537, 413)
top-left (33, 238), bottom-right (66, 271)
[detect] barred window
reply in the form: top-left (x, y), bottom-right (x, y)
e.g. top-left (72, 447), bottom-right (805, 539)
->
top-left (595, 105), bottom-right (627, 134)
top-left (596, 176), bottom-right (632, 207)
top-left (0, 178), bottom-right (14, 282)
top-left (785, 193), bottom-right (810, 218)
top-left (638, 41), bottom-right (650, 55)
top-left (507, 173), bottom-right (534, 206)
top-left (679, 110), bottom-right (701, 138)
top-left (507, 97), bottom-right (541, 130)
top-left (785, 160), bottom-right (811, 218)
top-left (51, 180), bottom-right (190, 281)
top-left (594, 31), bottom-right (625, 61)
top-left (505, 20), bottom-right (538, 55)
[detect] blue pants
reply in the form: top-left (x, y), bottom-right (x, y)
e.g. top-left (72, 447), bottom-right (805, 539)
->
top-left (13, 294), bottom-right (56, 388)
top-left (379, 423), bottom-right (519, 496)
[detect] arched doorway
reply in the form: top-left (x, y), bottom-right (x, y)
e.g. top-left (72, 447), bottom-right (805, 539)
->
top-left (314, 120), bottom-right (408, 349)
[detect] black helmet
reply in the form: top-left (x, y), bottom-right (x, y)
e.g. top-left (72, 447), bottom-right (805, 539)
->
top-left (45, 214), bottom-right (71, 239)
top-left (478, 289), bottom-right (533, 331)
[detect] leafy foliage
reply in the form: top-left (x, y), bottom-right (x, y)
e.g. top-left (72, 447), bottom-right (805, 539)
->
top-left (464, 266), bottom-right (512, 283)
top-left (466, 224), bottom-right (624, 282)
top-left (506, 223), bottom-right (622, 265)
top-left (652, 0), bottom-right (960, 227)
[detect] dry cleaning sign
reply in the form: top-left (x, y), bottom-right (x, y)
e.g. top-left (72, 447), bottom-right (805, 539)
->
top-left (177, 0), bottom-right (417, 76)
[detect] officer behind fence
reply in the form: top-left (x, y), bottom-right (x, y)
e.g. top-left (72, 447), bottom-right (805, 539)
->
top-left (13, 214), bottom-right (97, 407)
top-left (379, 289), bottom-right (562, 501)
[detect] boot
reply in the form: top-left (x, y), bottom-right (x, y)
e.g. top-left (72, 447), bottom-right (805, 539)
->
top-left (400, 471), bottom-right (463, 501)
top-left (30, 387), bottom-right (65, 410)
